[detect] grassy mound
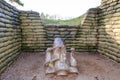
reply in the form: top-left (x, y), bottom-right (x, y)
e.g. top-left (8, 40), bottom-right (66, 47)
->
top-left (41, 15), bottom-right (84, 25)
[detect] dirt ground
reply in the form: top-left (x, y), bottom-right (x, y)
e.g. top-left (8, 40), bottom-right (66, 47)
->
top-left (0, 52), bottom-right (120, 80)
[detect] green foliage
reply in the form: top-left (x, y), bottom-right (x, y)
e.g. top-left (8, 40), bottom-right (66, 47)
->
top-left (41, 14), bottom-right (84, 25)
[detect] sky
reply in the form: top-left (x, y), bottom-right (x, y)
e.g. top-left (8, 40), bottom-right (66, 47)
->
top-left (7, 0), bottom-right (101, 19)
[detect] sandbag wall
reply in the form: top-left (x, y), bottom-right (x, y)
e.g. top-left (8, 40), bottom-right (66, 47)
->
top-left (0, 0), bottom-right (21, 73)
top-left (20, 9), bottom-right (99, 52)
top-left (77, 8), bottom-right (98, 52)
top-left (20, 11), bottom-right (46, 52)
top-left (44, 24), bottom-right (79, 51)
top-left (97, 0), bottom-right (120, 62)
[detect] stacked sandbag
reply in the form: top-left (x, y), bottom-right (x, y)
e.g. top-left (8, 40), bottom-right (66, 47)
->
top-left (0, 0), bottom-right (21, 73)
top-left (98, 0), bottom-right (120, 63)
top-left (20, 11), bottom-right (46, 52)
top-left (77, 8), bottom-right (98, 52)
top-left (44, 24), bottom-right (79, 51)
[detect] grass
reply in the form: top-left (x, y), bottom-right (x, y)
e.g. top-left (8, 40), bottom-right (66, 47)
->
top-left (41, 14), bottom-right (84, 25)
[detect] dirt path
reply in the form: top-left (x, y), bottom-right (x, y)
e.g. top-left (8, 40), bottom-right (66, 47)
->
top-left (0, 52), bottom-right (120, 80)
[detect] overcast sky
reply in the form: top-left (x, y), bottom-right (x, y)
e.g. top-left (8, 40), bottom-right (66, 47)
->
top-left (8, 0), bottom-right (101, 19)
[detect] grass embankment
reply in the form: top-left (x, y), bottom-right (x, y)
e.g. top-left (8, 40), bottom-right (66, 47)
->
top-left (41, 15), bottom-right (84, 25)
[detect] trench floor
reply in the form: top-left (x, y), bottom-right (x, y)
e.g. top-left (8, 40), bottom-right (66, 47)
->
top-left (0, 52), bottom-right (120, 80)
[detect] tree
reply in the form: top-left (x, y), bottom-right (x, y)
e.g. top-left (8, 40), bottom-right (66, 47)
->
top-left (40, 12), bottom-right (46, 19)
top-left (9, 0), bottom-right (23, 6)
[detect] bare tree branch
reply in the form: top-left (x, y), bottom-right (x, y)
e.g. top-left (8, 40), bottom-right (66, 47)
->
top-left (9, 0), bottom-right (24, 6)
